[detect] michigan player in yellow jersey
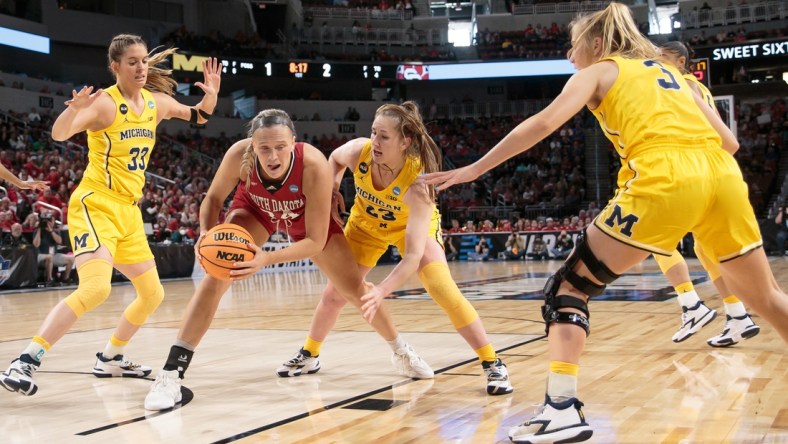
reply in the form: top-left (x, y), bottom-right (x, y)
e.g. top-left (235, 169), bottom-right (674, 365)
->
top-left (280, 102), bottom-right (514, 395)
top-left (1, 34), bottom-right (221, 397)
top-left (650, 41), bottom-right (760, 346)
top-left (422, 4), bottom-right (788, 442)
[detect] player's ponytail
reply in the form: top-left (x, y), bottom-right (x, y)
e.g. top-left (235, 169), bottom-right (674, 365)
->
top-left (375, 101), bottom-right (442, 201)
top-left (570, 2), bottom-right (659, 61)
top-left (107, 34), bottom-right (177, 95)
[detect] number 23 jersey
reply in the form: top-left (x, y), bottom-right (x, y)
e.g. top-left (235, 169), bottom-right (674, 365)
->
top-left (347, 140), bottom-right (440, 239)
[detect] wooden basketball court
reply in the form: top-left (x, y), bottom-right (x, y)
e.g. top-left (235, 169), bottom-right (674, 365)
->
top-left (1, 258), bottom-right (786, 443)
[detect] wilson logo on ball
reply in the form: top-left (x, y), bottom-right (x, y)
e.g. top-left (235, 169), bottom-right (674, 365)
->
top-left (213, 232), bottom-right (249, 244)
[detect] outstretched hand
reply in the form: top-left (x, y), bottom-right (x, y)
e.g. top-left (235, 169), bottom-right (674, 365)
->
top-left (360, 283), bottom-right (388, 323)
top-left (18, 180), bottom-right (49, 192)
top-left (417, 165), bottom-right (480, 192)
top-left (64, 86), bottom-right (103, 109)
top-left (194, 57), bottom-right (222, 97)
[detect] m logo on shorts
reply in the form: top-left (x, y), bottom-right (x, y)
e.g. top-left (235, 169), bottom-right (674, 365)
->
top-left (73, 233), bottom-right (90, 249)
top-left (603, 204), bottom-right (639, 237)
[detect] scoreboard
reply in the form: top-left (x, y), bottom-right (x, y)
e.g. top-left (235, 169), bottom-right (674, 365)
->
top-left (172, 53), bottom-right (397, 80)
top-left (171, 53), bottom-right (575, 81)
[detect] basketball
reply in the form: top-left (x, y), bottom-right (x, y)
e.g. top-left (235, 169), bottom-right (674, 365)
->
top-left (198, 224), bottom-right (256, 280)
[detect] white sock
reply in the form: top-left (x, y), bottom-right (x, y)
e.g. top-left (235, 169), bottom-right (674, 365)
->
top-left (724, 301), bottom-right (747, 317)
top-left (677, 290), bottom-right (701, 308)
top-left (174, 339), bottom-right (196, 351)
top-left (102, 341), bottom-right (125, 359)
top-left (387, 335), bottom-right (408, 353)
top-left (23, 342), bottom-right (47, 363)
top-left (547, 372), bottom-right (578, 403)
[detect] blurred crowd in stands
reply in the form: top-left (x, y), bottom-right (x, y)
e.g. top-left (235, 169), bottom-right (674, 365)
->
top-left (301, 0), bottom-right (417, 11)
top-left (475, 23), bottom-right (570, 60)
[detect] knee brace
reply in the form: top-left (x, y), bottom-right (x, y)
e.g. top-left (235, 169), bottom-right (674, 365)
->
top-left (123, 267), bottom-right (164, 326)
top-left (63, 259), bottom-right (114, 317)
top-left (653, 250), bottom-right (685, 275)
top-left (693, 242), bottom-right (721, 281)
top-left (418, 261), bottom-right (479, 329)
top-left (542, 230), bottom-right (620, 336)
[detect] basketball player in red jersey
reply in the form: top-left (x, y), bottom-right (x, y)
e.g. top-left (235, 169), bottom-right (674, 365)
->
top-left (144, 109), bottom-right (431, 410)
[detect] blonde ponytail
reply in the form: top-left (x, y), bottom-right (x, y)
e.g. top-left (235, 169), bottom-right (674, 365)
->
top-left (375, 101), bottom-right (442, 201)
top-left (145, 47), bottom-right (178, 95)
top-left (570, 2), bottom-right (659, 61)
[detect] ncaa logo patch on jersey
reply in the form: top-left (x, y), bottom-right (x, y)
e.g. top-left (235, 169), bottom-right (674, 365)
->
top-left (148, 100), bottom-right (155, 109)
top-left (119, 104), bottom-right (128, 114)
top-left (359, 162), bottom-right (369, 174)
top-left (289, 184), bottom-right (299, 193)
top-left (392, 186), bottom-right (401, 196)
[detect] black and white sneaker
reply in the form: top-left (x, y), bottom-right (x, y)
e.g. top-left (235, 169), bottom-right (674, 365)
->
top-left (276, 348), bottom-right (321, 377)
top-left (1, 356), bottom-right (39, 396)
top-left (707, 314), bottom-right (760, 347)
top-left (508, 395), bottom-right (593, 443)
top-left (483, 358), bottom-right (513, 395)
top-left (92, 352), bottom-right (152, 378)
top-left (672, 301), bottom-right (717, 342)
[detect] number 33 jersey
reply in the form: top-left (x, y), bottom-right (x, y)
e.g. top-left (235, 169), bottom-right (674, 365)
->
top-left (590, 56), bottom-right (721, 160)
top-left (84, 85), bottom-right (157, 202)
top-left (347, 140), bottom-right (440, 240)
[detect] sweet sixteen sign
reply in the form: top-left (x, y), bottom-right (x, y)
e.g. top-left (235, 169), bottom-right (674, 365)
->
top-left (711, 40), bottom-right (788, 61)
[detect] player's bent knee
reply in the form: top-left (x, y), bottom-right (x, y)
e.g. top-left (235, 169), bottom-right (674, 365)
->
top-left (124, 268), bottom-right (165, 325)
top-left (541, 230), bottom-right (621, 337)
top-left (64, 281), bottom-right (113, 317)
top-left (321, 285), bottom-right (349, 308)
top-left (63, 259), bottom-right (114, 316)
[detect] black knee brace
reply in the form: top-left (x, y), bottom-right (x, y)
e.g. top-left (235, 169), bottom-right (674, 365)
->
top-left (541, 229), bottom-right (620, 337)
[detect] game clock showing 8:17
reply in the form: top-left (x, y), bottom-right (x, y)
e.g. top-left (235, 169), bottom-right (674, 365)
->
top-left (281, 61), bottom-right (396, 79)
top-left (171, 53), bottom-right (396, 80)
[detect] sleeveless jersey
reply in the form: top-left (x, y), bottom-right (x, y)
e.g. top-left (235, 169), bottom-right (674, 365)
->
top-left (84, 85), bottom-right (157, 202)
top-left (683, 73), bottom-right (714, 110)
top-left (590, 56), bottom-right (721, 159)
top-left (347, 140), bottom-right (440, 235)
top-left (230, 142), bottom-right (308, 240)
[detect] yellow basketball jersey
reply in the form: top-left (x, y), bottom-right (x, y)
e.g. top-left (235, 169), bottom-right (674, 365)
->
top-left (683, 73), bottom-right (714, 109)
top-left (83, 85), bottom-right (157, 202)
top-left (591, 56), bottom-right (721, 159)
top-left (347, 140), bottom-right (440, 236)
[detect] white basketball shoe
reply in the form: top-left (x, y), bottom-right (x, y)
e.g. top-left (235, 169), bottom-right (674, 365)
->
top-left (392, 344), bottom-right (434, 379)
top-left (144, 370), bottom-right (182, 410)
top-left (277, 348), bottom-right (321, 377)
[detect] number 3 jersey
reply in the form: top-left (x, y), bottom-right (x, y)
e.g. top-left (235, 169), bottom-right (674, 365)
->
top-left (347, 140), bottom-right (440, 239)
top-left (84, 85), bottom-right (157, 202)
top-left (590, 56), bottom-right (721, 160)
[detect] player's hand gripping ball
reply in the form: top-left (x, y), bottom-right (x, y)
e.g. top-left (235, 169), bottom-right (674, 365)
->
top-left (198, 224), bottom-right (256, 280)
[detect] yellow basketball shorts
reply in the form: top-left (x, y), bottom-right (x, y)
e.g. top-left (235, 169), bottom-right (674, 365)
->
top-left (344, 217), bottom-right (442, 268)
top-left (67, 186), bottom-right (154, 264)
top-left (594, 146), bottom-right (761, 262)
